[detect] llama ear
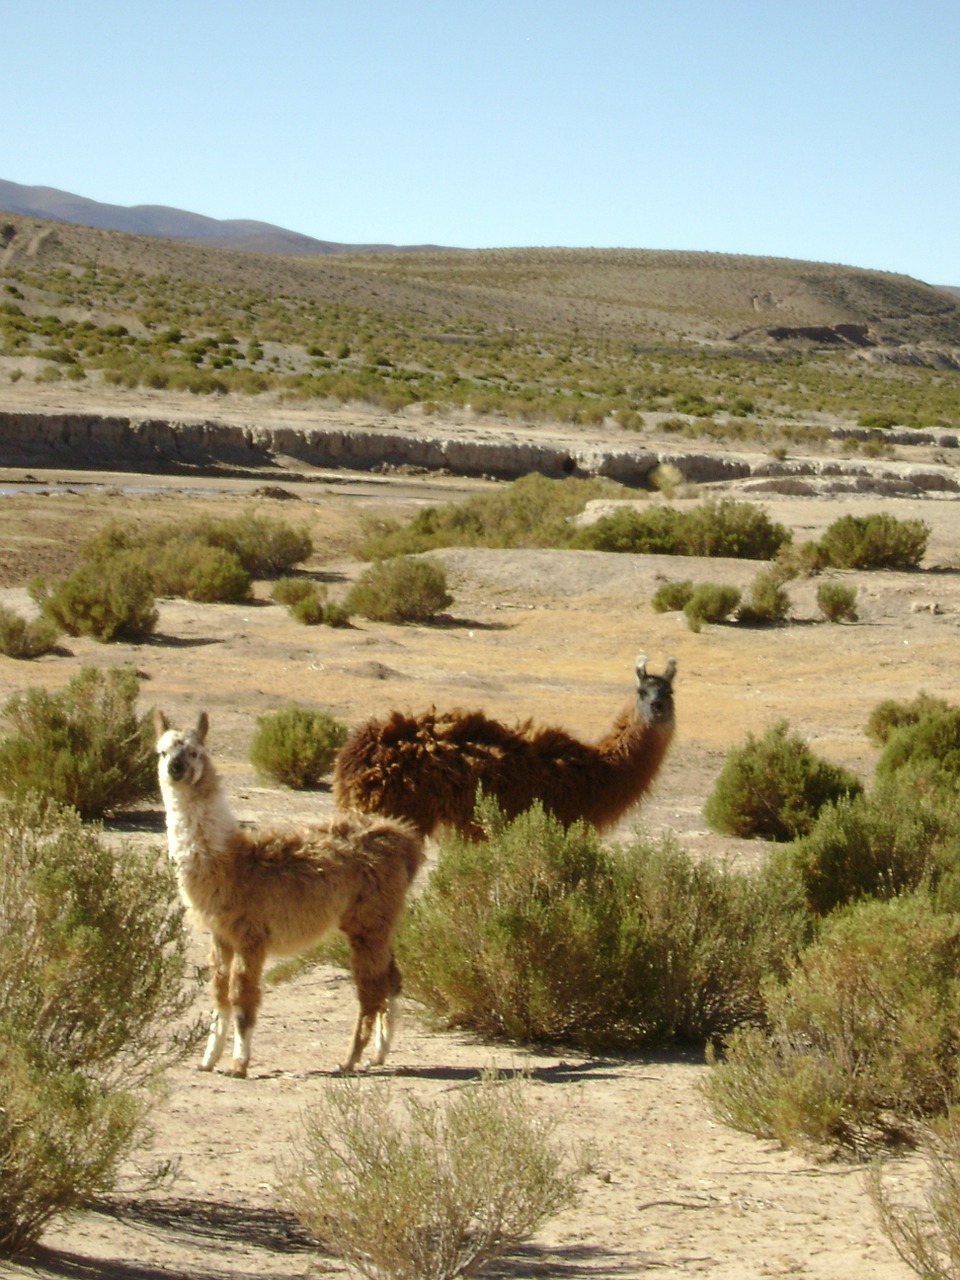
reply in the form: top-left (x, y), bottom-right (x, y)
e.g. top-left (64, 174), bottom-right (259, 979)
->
top-left (664, 657), bottom-right (678, 683)
top-left (635, 654), bottom-right (648, 682)
top-left (154, 708), bottom-right (170, 741)
top-left (196, 711), bottom-right (209, 743)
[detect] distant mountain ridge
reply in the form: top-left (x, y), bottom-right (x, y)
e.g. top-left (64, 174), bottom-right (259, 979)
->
top-left (0, 178), bottom-right (446, 256)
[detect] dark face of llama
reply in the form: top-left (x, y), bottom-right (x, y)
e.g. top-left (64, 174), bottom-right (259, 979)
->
top-left (155, 711), bottom-right (210, 787)
top-left (634, 656), bottom-right (677, 724)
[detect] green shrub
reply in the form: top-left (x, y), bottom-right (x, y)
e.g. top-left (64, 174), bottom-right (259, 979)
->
top-left (867, 692), bottom-right (954, 746)
top-left (248, 705), bottom-right (348, 788)
top-left (704, 720), bottom-right (863, 842)
top-left (774, 539), bottom-right (827, 579)
top-left (858, 411), bottom-right (900, 429)
top-left (651, 579), bottom-right (694, 613)
top-left (290, 592), bottom-right (327, 625)
top-left (0, 666), bottom-right (157, 819)
top-left (282, 1072), bottom-right (583, 1280)
top-left (345, 556), bottom-right (452, 624)
top-left (738, 567), bottom-right (791, 625)
top-left (874, 710), bottom-right (960, 789)
top-left (683, 582), bottom-right (741, 632)
top-left (149, 539), bottom-right (251, 602)
top-left (816, 580), bottom-right (858, 622)
top-left (271, 576), bottom-right (318, 606)
top-left (774, 773), bottom-right (958, 914)
top-left (31, 553), bottom-right (158, 642)
top-left (0, 796), bottom-right (196, 1254)
top-left (356, 473), bottom-right (614, 560)
top-left (320, 600), bottom-right (351, 628)
top-left (0, 604), bottom-right (59, 658)
top-left (818, 513), bottom-right (930, 570)
top-left (575, 498), bottom-right (791, 560)
top-left (194, 512), bottom-right (313, 577)
top-left (705, 895), bottom-right (960, 1154)
top-left (399, 801), bottom-right (809, 1049)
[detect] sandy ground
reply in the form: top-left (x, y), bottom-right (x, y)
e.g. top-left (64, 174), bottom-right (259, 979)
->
top-left (2, 389), bottom-right (960, 1278)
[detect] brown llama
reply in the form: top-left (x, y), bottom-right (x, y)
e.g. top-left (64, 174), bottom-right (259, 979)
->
top-left (155, 710), bottom-right (425, 1077)
top-left (333, 654), bottom-right (677, 839)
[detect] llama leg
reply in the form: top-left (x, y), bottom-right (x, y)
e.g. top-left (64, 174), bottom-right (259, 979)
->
top-left (341, 942), bottom-right (398, 1072)
top-left (369, 955), bottom-right (403, 1066)
top-left (227, 946), bottom-right (264, 1078)
top-left (201, 936), bottom-right (233, 1071)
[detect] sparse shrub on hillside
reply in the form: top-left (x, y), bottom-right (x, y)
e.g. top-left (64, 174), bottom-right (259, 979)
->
top-left (346, 556), bottom-right (452, 624)
top-left (866, 692), bottom-right (953, 746)
top-left (818, 513), bottom-right (930, 570)
top-left (31, 553), bottom-right (158, 642)
top-left (248, 705), bottom-right (348, 789)
top-left (651, 579), bottom-right (695, 613)
top-left (704, 720), bottom-right (863, 842)
top-left (0, 666), bottom-right (157, 819)
top-left (705, 894), bottom-right (960, 1155)
top-left (0, 795), bottom-right (196, 1255)
top-left (0, 604), bottom-right (60, 658)
top-left (858, 411), bottom-right (900, 430)
top-left (282, 1071), bottom-right (584, 1280)
top-left (816, 580), bottom-right (858, 622)
top-left (399, 800), bottom-right (809, 1049)
top-left (683, 582), bottom-right (741, 633)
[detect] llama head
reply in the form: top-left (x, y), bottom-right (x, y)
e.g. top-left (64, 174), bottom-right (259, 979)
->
top-left (154, 709), bottom-right (211, 788)
top-left (634, 655), bottom-right (677, 725)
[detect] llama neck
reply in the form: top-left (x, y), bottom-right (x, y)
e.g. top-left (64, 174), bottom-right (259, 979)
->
top-left (595, 706), bottom-right (675, 795)
top-left (160, 763), bottom-right (238, 873)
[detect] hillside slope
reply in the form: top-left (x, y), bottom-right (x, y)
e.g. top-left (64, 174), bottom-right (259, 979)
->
top-left (0, 178), bottom-right (443, 255)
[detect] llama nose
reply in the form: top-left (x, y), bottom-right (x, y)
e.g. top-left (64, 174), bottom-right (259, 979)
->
top-left (168, 754), bottom-right (186, 780)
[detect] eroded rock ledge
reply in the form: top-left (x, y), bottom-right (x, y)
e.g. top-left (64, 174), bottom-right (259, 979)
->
top-left (0, 410), bottom-right (957, 497)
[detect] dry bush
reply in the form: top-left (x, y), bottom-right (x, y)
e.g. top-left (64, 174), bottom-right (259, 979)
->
top-left (400, 800), bottom-right (808, 1049)
top-left (346, 556), bottom-right (452, 624)
top-left (0, 604), bottom-right (59, 658)
top-left (704, 720), bottom-right (863, 842)
top-left (248, 704), bottom-right (348, 788)
top-left (281, 1072), bottom-right (584, 1280)
top-left (869, 1109), bottom-right (960, 1280)
top-left (0, 666), bottom-right (157, 819)
top-left (705, 895), bottom-right (960, 1156)
top-left (0, 796), bottom-right (197, 1255)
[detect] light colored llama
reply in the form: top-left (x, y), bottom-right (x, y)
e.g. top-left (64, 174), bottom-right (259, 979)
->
top-left (155, 710), bottom-right (425, 1077)
top-left (333, 654), bottom-right (677, 839)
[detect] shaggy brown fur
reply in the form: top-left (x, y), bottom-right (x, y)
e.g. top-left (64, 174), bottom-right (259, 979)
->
top-left (155, 710), bottom-right (425, 1077)
top-left (332, 655), bottom-right (677, 839)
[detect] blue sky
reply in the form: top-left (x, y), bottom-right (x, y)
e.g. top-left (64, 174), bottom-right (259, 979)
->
top-left (4, 1), bottom-right (959, 283)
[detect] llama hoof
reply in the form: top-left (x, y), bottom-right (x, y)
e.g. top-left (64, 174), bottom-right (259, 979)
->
top-left (226, 1061), bottom-right (249, 1079)
top-left (197, 1062), bottom-right (214, 1072)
